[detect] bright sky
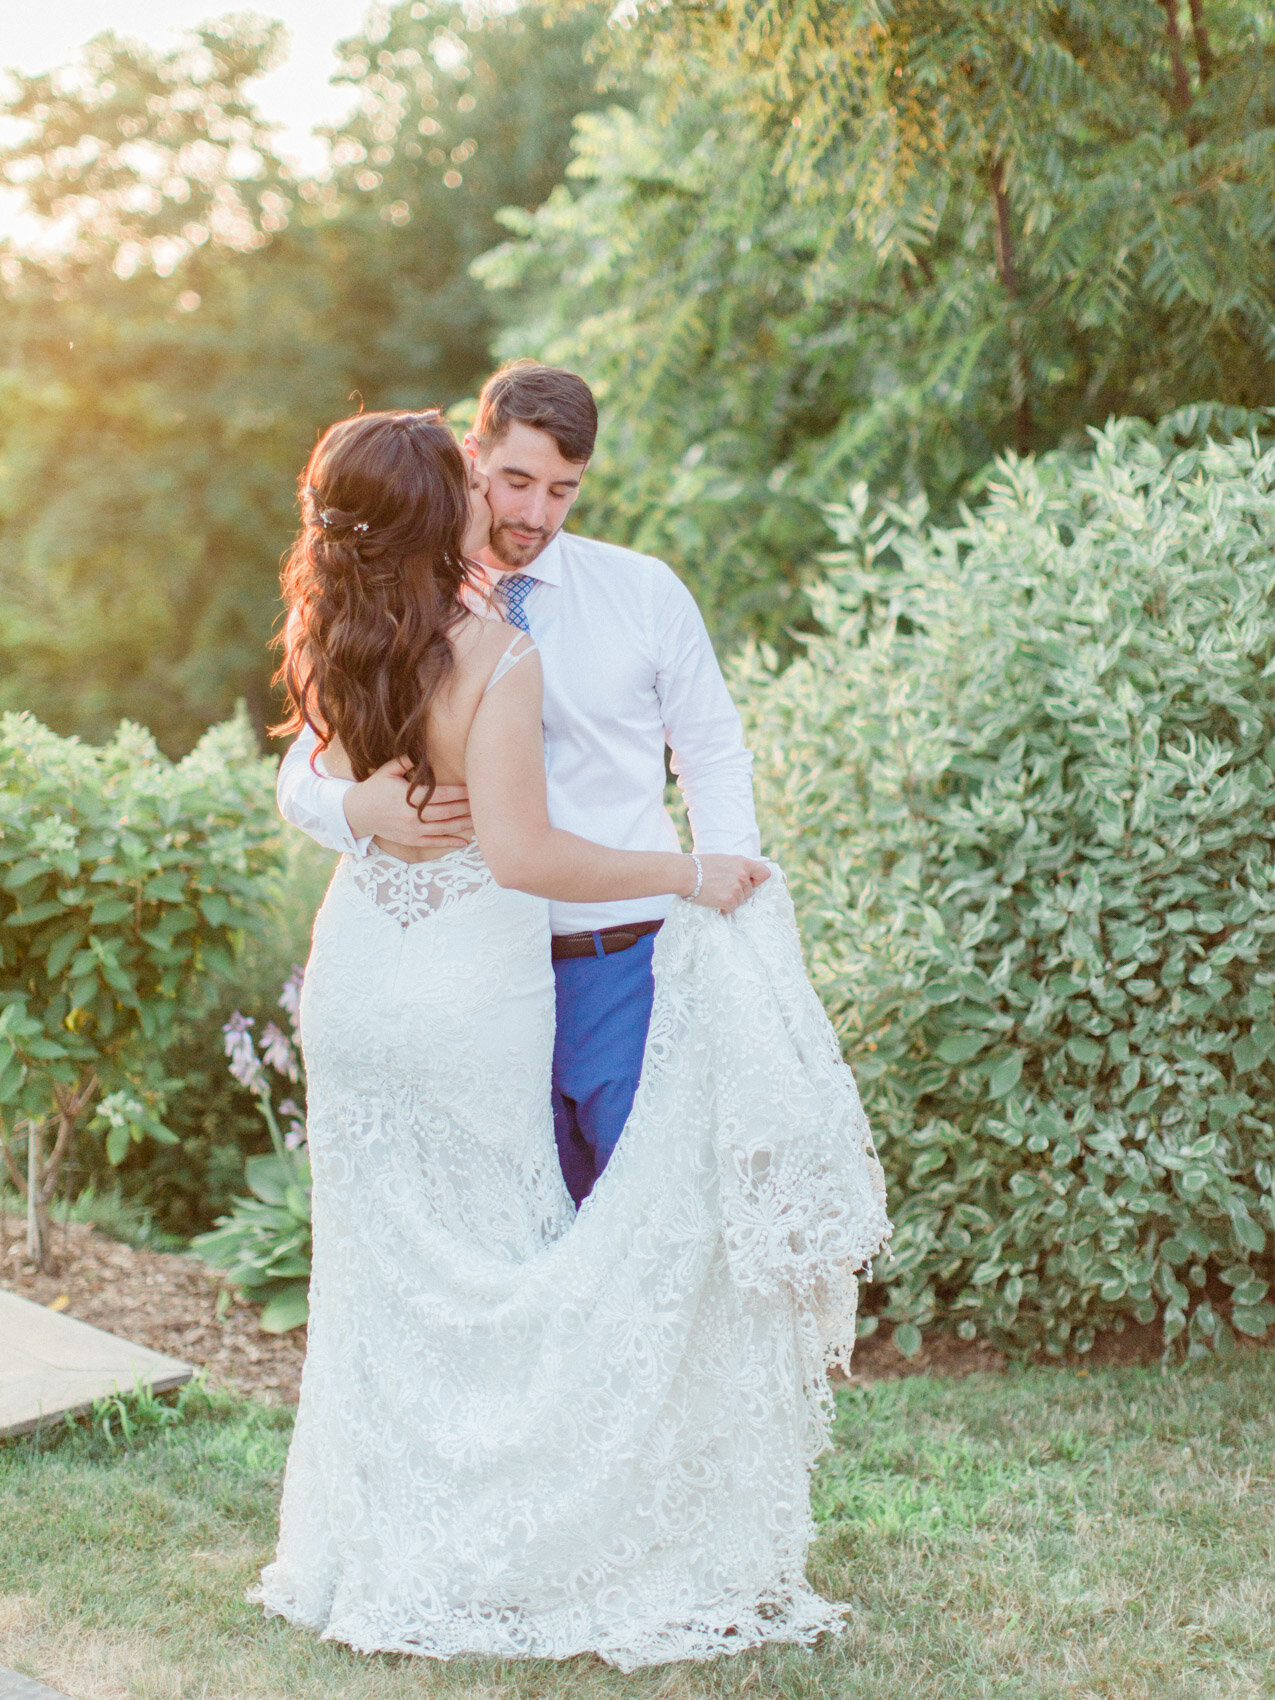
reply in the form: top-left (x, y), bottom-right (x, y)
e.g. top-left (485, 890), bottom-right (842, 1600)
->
top-left (2, 2), bottom-right (377, 174)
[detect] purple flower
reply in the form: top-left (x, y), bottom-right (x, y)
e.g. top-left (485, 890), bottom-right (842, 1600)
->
top-left (261, 1022), bottom-right (300, 1083)
top-left (278, 967), bottom-right (304, 1040)
top-left (222, 1013), bottom-right (265, 1095)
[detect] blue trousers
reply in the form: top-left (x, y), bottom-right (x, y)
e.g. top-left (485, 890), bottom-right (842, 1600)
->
top-left (551, 932), bottom-right (657, 1206)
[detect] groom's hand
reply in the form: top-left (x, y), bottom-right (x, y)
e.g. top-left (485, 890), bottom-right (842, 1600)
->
top-left (343, 757), bottom-right (473, 848)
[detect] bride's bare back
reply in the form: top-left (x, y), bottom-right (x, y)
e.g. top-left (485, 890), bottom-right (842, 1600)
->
top-left (323, 612), bottom-right (525, 865)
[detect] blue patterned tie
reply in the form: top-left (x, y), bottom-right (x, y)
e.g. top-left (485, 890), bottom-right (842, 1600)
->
top-left (496, 571), bottom-right (536, 632)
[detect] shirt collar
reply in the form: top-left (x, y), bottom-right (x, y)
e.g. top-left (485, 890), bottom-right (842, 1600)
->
top-left (521, 532), bottom-right (563, 587)
top-left (473, 532), bottom-right (564, 592)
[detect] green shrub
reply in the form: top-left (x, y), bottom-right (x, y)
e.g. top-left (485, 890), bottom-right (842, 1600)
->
top-left (736, 420), bottom-right (1275, 1357)
top-left (0, 710), bottom-right (283, 1264)
top-left (73, 834), bottom-right (332, 1239)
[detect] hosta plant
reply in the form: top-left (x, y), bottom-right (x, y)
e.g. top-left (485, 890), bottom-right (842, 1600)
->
top-left (736, 419), bottom-right (1275, 1357)
top-left (191, 972), bottom-right (312, 1333)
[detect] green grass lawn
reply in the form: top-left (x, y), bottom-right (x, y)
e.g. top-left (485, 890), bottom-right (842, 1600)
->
top-left (3, 1354), bottom-right (1274, 1700)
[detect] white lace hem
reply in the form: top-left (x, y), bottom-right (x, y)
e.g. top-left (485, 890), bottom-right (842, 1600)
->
top-left (250, 1577), bottom-right (847, 1671)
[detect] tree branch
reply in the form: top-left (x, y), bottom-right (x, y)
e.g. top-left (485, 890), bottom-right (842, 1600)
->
top-left (1159, 1), bottom-right (1193, 115)
top-left (0, 1117), bottom-right (27, 1195)
top-left (1187, 0), bottom-right (1215, 82)
top-left (990, 158), bottom-right (1031, 456)
top-left (41, 1074), bottom-right (98, 1201)
top-left (992, 167), bottom-right (1018, 298)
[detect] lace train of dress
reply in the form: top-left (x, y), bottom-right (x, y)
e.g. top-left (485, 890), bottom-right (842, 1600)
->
top-left (254, 843), bottom-right (891, 1670)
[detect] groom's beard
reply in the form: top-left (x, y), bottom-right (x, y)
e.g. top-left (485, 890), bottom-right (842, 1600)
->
top-left (489, 518), bottom-right (557, 570)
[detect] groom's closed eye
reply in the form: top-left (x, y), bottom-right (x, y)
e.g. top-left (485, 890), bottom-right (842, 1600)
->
top-left (495, 466), bottom-right (581, 495)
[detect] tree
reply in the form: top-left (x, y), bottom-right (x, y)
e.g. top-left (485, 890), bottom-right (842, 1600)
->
top-left (317, 0), bottom-right (612, 409)
top-left (0, 5), bottom-right (608, 752)
top-left (482, 1), bottom-right (1275, 643)
top-left (0, 19), bottom-right (344, 751)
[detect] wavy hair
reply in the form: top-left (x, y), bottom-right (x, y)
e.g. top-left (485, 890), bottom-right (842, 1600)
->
top-left (275, 410), bottom-right (475, 810)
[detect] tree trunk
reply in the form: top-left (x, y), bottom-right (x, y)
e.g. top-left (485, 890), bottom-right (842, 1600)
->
top-left (990, 159), bottom-right (1031, 456)
top-left (1187, 0), bottom-right (1214, 81)
top-left (0, 1074), bottom-right (98, 1270)
top-left (27, 1119), bottom-right (44, 1267)
top-left (1159, 1), bottom-right (1193, 114)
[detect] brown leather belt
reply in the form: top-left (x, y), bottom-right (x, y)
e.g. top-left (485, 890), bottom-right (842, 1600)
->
top-left (551, 919), bottom-right (664, 961)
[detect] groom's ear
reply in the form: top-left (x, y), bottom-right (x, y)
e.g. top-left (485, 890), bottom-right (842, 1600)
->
top-left (462, 432), bottom-right (481, 463)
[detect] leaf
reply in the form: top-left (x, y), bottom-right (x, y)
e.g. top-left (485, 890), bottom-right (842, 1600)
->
top-left (4, 901), bottom-right (66, 928)
top-left (43, 927), bottom-right (84, 979)
top-left (145, 872), bottom-right (187, 903)
top-left (3, 858), bottom-right (51, 891)
top-left (937, 1032), bottom-right (986, 1063)
top-left (1231, 1303), bottom-right (1275, 1338)
top-left (1231, 1212), bottom-right (1266, 1254)
top-left (105, 1124), bottom-right (130, 1165)
top-left (245, 1154), bottom-right (300, 1207)
top-left (258, 1287), bottom-right (309, 1334)
top-left (89, 897), bottom-right (134, 925)
top-left (893, 1322), bottom-right (923, 1359)
top-left (22, 1037), bottom-right (68, 1060)
top-left (1233, 1036), bottom-right (1266, 1074)
top-left (1067, 1035), bottom-right (1104, 1067)
top-left (200, 894), bottom-right (231, 927)
top-left (987, 1051), bottom-right (1024, 1097)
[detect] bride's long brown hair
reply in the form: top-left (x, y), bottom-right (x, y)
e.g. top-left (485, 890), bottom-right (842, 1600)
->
top-left (275, 410), bottom-right (475, 810)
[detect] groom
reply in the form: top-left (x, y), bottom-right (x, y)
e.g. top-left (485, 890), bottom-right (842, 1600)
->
top-left (276, 361), bottom-right (761, 1204)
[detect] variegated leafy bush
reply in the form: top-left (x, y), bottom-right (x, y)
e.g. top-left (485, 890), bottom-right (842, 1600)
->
top-left (738, 420), bottom-right (1275, 1356)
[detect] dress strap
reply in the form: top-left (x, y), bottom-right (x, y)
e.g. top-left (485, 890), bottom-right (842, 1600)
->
top-left (482, 632), bottom-right (537, 697)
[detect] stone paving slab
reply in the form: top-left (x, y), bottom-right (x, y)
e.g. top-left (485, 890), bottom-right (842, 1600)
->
top-left (0, 1287), bottom-right (192, 1438)
top-left (0, 1668), bottom-right (74, 1699)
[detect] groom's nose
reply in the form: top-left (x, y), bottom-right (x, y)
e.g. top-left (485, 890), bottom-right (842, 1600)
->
top-left (517, 486), bottom-right (549, 529)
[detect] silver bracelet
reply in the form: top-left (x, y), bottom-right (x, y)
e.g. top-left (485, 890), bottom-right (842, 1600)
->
top-left (687, 853), bottom-right (703, 901)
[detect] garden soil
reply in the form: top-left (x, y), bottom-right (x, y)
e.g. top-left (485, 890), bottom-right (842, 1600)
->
top-left (0, 1214), bottom-right (305, 1405)
top-left (7, 1213), bottom-right (1188, 1401)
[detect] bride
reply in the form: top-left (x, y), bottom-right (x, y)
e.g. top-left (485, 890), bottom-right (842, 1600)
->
top-left (257, 407), bottom-right (891, 1669)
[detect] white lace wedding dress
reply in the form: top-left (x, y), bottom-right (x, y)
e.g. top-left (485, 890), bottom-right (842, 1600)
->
top-left (254, 844), bottom-right (890, 1670)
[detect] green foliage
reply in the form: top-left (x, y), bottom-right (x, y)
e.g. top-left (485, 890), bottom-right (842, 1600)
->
top-left (477, 95), bottom-right (859, 647)
top-left (0, 21), bottom-right (347, 751)
top-left (192, 1149), bottom-right (312, 1334)
top-left (485, 1), bottom-right (1275, 644)
top-left (321, 0), bottom-right (612, 411)
top-left (736, 420), bottom-right (1275, 1355)
top-left (0, 6), bottom-right (608, 753)
top-left (81, 1373), bottom-right (223, 1453)
top-left (0, 709), bottom-right (283, 1257)
top-left (75, 835), bottom-right (332, 1240)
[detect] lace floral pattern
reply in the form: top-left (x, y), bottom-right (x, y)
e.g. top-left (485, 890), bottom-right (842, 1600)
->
top-left (348, 839), bottom-right (496, 928)
top-left (254, 854), bottom-right (890, 1670)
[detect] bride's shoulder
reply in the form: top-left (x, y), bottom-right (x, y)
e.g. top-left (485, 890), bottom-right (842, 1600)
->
top-left (452, 609), bottom-right (508, 659)
top-left (449, 611), bottom-right (531, 689)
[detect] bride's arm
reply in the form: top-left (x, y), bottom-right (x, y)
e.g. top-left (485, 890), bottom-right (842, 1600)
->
top-left (466, 647), bottom-right (765, 909)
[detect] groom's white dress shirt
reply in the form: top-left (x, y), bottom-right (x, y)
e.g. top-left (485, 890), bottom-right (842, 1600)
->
top-left (276, 529), bottom-right (761, 935)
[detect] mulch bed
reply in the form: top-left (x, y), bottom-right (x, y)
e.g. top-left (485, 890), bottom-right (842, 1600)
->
top-left (5, 1213), bottom-right (1187, 1409)
top-left (0, 1214), bottom-right (306, 1407)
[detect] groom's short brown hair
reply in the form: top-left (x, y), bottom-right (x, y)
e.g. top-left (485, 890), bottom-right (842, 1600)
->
top-left (474, 360), bottom-right (597, 464)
